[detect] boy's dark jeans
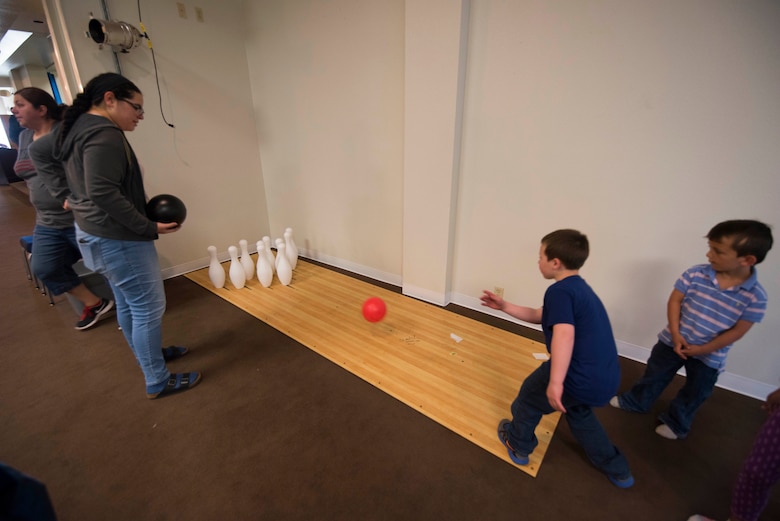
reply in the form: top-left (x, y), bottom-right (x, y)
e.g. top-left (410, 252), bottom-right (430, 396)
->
top-left (506, 361), bottom-right (631, 479)
top-left (618, 340), bottom-right (719, 438)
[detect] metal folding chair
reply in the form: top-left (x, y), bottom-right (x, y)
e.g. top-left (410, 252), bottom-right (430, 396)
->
top-left (19, 235), bottom-right (55, 306)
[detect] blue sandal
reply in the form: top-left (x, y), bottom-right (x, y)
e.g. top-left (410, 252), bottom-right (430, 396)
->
top-left (162, 345), bottom-right (189, 361)
top-left (147, 372), bottom-right (202, 399)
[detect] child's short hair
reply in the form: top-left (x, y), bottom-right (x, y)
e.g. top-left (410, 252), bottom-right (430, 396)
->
top-left (542, 229), bottom-right (589, 270)
top-left (707, 220), bottom-right (774, 264)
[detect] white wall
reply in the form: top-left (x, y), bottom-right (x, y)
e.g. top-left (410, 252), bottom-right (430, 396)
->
top-left (245, 0), bottom-right (780, 396)
top-left (451, 0), bottom-right (780, 394)
top-left (46, 0), bottom-right (780, 396)
top-left (10, 64), bottom-right (50, 91)
top-left (244, 0), bottom-right (404, 281)
top-left (403, 0), bottom-right (470, 305)
top-left (47, 0), bottom-right (269, 274)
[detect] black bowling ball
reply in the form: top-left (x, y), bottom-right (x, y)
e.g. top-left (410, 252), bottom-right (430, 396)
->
top-left (146, 194), bottom-right (187, 225)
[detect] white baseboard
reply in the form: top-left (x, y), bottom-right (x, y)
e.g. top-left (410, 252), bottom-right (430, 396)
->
top-left (300, 249), bottom-right (402, 287)
top-left (161, 248), bottom-right (403, 286)
top-left (615, 339), bottom-right (774, 401)
top-left (401, 283), bottom-right (449, 306)
top-left (450, 291), bottom-right (543, 331)
top-left (161, 258), bottom-right (773, 401)
top-left (449, 291), bottom-right (772, 401)
top-left (161, 256), bottom-right (215, 280)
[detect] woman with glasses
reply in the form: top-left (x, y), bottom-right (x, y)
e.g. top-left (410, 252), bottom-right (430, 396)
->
top-left (29, 72), bottom-right (201, 399)
top-left (13, 87), bottom-right (114, 330)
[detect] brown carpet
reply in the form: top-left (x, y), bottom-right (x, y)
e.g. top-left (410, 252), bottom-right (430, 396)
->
top-left (1, 185), bottom-right (778, 521)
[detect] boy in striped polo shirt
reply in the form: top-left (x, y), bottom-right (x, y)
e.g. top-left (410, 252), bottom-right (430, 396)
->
top-left (611, 220), bottom-right (773, 440)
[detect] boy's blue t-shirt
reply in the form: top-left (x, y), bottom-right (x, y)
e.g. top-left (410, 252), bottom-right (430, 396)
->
top-left (541, 275), bottom-right (620, 406)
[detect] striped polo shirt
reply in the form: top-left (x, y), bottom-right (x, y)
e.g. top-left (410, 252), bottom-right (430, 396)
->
top-left (658, 264), bottom-right (767, 372)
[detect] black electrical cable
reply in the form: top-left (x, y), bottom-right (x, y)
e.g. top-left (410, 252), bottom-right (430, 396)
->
top-left (137, 0), bottom-right (175, 128)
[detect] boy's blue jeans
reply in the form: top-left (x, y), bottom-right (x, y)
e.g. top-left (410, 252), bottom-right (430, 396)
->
top-left (75, 226), bottom-right (170, 389)
top-left (30, 224), bottom-right (83, 296)
top-left (505, 361), bottom-right (631, 479)
top-left (617, 340), bottom-right (719, 439)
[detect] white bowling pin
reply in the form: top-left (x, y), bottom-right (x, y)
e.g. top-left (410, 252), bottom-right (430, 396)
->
top-left (284, 228), bottom-right (299, 269)
top-left (207, 245), bottom-right (225, 289)
top-left (275, 242), bottom-right (293, 286)
top-left (255, 241), bottom-right (273, 288)
top-left (262, 236), bottom-right (275, 274)
top-left (239, 239), bottom-right (254, 280)
top-left (275, 238), bottom-right (285, 269)
top-left (228, 245), bottom-right (246, 289)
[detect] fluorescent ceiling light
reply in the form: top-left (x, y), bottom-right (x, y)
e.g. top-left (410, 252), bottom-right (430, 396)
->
top-left (0, 30), bottom-right (33, 67)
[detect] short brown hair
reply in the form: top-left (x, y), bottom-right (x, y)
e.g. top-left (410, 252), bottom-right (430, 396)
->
top-left (541, 229), bottom-right (589, 270)
top-left (707, 220), bottom-right (773, 264)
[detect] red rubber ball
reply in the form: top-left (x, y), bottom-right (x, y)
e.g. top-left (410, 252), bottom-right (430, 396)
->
top-left (362, 297), bottom-right (387, 322)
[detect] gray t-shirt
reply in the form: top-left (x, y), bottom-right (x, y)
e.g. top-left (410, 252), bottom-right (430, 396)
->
top-left (15, 127), bottom-right (73, 228)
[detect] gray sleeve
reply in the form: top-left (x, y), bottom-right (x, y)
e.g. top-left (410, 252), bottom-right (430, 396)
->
top-left (29, 131), bottom-right (71, 204)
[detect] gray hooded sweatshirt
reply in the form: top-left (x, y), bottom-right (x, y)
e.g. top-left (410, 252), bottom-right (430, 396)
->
top-left (30, 113), bottom-right (157, 241)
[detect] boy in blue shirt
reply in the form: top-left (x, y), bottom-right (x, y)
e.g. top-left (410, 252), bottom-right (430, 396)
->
top-left (482, 229), bottom-right (633, 488)
top-left (612, 220), bottom-right (773, 440)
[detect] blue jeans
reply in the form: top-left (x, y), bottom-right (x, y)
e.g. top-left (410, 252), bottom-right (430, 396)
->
top-left (618, 340), bottom-right (719, 438)
top-left (30, 224), bottom-right (83, 296)
top-left (75, 226), bottom-right (169, 389)
top-left (505, 361), bottom-right (631, 479)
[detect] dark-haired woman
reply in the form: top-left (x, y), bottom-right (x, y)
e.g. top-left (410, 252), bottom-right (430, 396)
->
top-left (13, 87), bottom-right (113, 330)
top-left (29, 73), bottom-right (201, 399)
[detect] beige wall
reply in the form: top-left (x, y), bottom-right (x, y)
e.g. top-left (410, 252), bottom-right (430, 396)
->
top-left (10, 64), bottom-right (50, 91)
top-left (452, 0), bottom-right (780, 393)
top-left (247, 0), bottom-right (780, 395)
top-left (47, 0), bottom-right (780, 395)
top-left (48, 0), bottom-right (269, 274)
top-left (402, 0), bottom-right (470, 305)
top-left (245, 0), bottom-right (404, 281)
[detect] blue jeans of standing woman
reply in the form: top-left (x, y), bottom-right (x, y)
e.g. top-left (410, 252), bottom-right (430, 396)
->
top-left (505, 361), bottom-right (632, 480)
top-left (75, 225), bottom-right (170, 390)
top-left (617, 341), bottom-right (719, 439)
top-left (31, 224), bottom-right (82, 295)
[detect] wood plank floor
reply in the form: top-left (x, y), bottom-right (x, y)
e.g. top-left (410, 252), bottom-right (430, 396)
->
top-left (185, 258), bottom-right (560, 477)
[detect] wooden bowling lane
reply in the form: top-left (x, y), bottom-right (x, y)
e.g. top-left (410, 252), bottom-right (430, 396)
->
top-left (185, 258), bottom-right (560, 477)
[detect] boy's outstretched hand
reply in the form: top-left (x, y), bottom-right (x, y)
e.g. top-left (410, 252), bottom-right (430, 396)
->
top-left (480, 291), bottom-right (543, 324)
top-left (480, 290), bottom-right (505, 311)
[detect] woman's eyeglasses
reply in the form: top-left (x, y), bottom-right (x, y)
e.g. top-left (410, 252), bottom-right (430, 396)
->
top-left (119, 99), bottom-right (144, 116)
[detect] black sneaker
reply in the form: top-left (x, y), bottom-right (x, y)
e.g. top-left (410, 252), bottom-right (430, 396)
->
top-left (75, 298), bottom-right (115, 330)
